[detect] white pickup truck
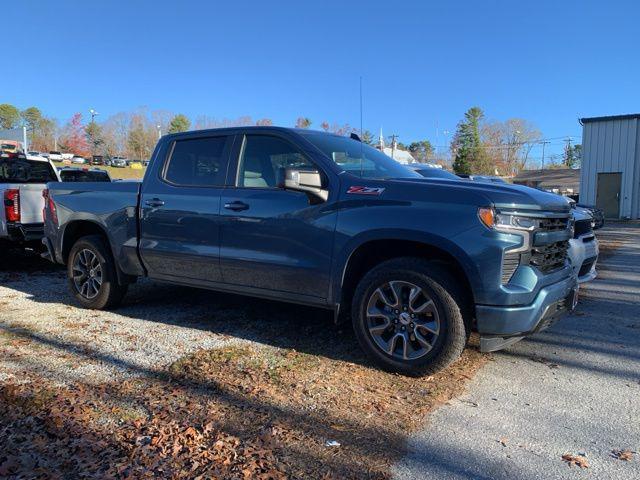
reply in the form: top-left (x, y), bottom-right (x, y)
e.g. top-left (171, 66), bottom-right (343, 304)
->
top-left (1, 153), bottom-right (59, 248)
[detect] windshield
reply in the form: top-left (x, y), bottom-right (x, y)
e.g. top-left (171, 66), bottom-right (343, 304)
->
top-left (413, 168), bottom-right (460, 180)
top-left (300, 132), bottom-right (422, 180)
top-left (0, 159), bottom-right (58, 183)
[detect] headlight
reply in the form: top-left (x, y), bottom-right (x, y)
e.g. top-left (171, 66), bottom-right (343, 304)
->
top-left (478, 208), bottom-right (537, 231)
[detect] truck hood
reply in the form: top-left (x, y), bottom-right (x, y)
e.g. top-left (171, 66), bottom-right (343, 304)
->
top-left (389, 177), bottom-right (571, 213)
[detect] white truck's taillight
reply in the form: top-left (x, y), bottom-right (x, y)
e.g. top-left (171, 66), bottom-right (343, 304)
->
top-left (3, 189), bottom-right (20, 222)
top-left (42, 188), bottom-right (57, 225)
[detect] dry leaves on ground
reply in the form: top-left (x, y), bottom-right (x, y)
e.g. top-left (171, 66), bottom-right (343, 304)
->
top-left (0, 338), bottom-right (487, 479)
top-left (562, 453), bottom-right (590, 468)
top-left (611, 449), bottom-right (635, 461)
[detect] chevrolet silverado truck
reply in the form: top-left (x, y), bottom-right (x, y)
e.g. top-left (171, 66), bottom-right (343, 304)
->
top-left (1, 152), bottom-right (59, 249)
top-left (42, 127), bottom-right (578, 375)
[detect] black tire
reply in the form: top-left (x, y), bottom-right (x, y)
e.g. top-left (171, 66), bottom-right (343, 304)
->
top-left (351, 257), bottom-right (468, 376)
top-left (67, 234), bottom-right (127, 309)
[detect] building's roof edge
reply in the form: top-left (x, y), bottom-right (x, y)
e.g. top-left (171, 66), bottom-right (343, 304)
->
top-left (580, 113), bottom-right (640, 123)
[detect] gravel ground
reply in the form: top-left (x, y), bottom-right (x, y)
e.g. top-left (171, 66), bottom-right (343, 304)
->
top-left (394, 223), bottom-right (640, 479)
top-left (0, 253), bottom-right (240, 385)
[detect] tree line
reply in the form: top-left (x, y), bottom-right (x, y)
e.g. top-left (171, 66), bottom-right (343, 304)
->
top-left (0, 102), bottom-right (579, 170)
top-left (451, 106), bottom-right (580, 175)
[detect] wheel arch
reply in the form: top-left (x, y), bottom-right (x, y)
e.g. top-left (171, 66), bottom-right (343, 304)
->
top-left (333, 230), bottom-right (480, 325)
top-left (61, 219), bottom-right (135, 285)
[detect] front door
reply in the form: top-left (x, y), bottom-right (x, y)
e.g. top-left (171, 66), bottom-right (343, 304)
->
top-left (596, 172), bottom-right (622, 218)
top-left (139, 134), bottom-right (233, 283)
top-left (219, 134), bottom-right (336, 300)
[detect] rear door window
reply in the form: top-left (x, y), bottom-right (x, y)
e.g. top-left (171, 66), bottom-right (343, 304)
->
top-left (164, 136), bottom-right (230, 186)
top-left (0, 159), bottom-right (58, 183)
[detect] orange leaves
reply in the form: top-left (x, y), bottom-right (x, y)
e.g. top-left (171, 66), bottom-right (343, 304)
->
top-left (562, 453), bottom-right (590, 468)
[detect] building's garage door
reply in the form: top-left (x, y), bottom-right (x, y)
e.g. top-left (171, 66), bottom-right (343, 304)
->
top-left (596, 172), bottom-right (622, 218)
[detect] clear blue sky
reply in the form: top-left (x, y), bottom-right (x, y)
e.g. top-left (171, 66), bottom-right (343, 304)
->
top-left (7, 0), bottom-right (640, 162)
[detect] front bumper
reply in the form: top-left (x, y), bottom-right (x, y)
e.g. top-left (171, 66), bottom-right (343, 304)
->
top-left (477, 274), bottom-right (578, 352)
top-left (568, 233), bottom-right (599, 284)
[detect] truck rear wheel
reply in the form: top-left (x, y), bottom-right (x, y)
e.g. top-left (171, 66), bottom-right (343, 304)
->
top-left (351, 258), bottom-right (468, 376)
top-left (67, 235), bottom-right (127, 310)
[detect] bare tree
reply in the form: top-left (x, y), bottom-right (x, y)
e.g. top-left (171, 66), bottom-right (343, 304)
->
top-left (481, 118), bottom-right (541, 175)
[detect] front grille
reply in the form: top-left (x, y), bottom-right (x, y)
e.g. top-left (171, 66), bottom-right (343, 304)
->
top-left (578, 256), bottom-right (597, 277)
top-left (501, 251), bottom-right (520, 284)
top-left (539, 217), bottom-right (569, 231)
top-left (530, 240), bottom-right (569, 273)
top-left (574, 219), bottom-right (592, 238)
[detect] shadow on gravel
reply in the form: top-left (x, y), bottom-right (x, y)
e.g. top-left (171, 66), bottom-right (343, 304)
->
top-left (0, 248), bottom-right (368, 368)
top-left (0, 322), bottom-right (405, 478)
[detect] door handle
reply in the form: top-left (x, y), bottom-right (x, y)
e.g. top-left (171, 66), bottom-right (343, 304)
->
top-left (145, 198), bottom-right (165, 208)
top-left (224, 201), bottom-right (249, 211)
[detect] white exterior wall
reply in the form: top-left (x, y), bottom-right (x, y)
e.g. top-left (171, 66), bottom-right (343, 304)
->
top-left (580, 117), bottom-right (640, 218)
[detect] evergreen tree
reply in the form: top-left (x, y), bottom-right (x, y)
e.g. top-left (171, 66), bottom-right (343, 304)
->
top-left (0, 104), bottom-right (21, 129)
top-left (85, 121), bottom-right (104, 156)
top-left (167, 114), bottom-right (191, 133)
top-left (563, 144), bottom-right (582, 168)
top-left (452, 107), bottom-right (491, 174)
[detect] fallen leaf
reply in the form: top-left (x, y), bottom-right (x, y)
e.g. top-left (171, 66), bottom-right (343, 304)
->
top-left (562, 453), bottom-right (589, 468)
top-left (611, 449), bottom-right (634, 461)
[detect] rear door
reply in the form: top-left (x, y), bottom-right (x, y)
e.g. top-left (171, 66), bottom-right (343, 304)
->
top-left (139, 134), bottom-right (233, 283)
top-left (218, 133), bottom-right (337, 300)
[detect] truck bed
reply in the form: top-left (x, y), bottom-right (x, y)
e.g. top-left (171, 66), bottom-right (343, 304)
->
top-left (45, 180), bottom-right (144, 276)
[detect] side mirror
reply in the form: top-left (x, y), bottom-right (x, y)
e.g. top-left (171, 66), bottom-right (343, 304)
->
top-left (277, 167), bottom-right (328, 202)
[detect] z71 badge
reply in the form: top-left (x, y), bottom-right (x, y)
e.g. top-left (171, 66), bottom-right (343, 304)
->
top-left (347, 186), bottom-right (385, 196)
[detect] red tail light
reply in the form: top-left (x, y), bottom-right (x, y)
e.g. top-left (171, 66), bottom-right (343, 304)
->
top-left (4, 189), bottom-right (20, 222)
top-left (42, 188), bottom-right (58, 225)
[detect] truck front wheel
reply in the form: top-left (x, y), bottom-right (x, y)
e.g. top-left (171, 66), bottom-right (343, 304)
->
top-left (351, 258), bottom-right (468, 376)
top-left (67, 235), bottom-right (127, 310)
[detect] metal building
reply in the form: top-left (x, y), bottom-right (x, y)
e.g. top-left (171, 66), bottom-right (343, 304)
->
top-left (580, 113), bottom-right (640, 219)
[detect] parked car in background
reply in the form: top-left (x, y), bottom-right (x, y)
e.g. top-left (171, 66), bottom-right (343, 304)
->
top-left (577, 204), bottom-right (604, 229)
top-left (111, 157), bottom-right (128, 168)
top-left (1, 140), bottom-right (23, 157)
top-left (48, 151), bottom-right (64, 162)
top-left (1, 153), bottom-right (59, 248)
top-left (568, 207), bottom-right (599, 283)
top-left (43, 126), bottom-right (578, 376)
top-left (71, 156), bottom-right (87, 164)
top-left (58, 167), bottom-right (111, 183)
top-left (91, 155), bottom-right (104, 166)
top-left (461, 174), bottom-right (508, 184)
top-left (27, 151), bottom-right (45, 159)
top-left (409, 164), bottom-right (462, 180)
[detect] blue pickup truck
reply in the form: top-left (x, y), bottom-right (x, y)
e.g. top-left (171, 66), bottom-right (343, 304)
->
top-left (42, 127), bottom-right (577, 375)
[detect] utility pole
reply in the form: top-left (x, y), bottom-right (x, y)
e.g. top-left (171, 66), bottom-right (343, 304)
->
top-left (89, 109), bottom-right (99, 123)
top-left (540, 140), bottom-right (550, 169)
top-left (390, 134), bottom-right (399, 160)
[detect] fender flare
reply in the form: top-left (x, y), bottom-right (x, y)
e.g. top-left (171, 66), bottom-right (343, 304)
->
top-left (330, 228), bottom-right (482, 309)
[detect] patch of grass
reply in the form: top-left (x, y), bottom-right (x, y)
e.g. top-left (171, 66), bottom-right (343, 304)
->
top-left (103, 165), bottom-right (145, 180)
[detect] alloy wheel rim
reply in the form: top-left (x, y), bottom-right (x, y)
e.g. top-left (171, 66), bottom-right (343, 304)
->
top-left (366, 280), bottom-right (441, 360)
top-left (72, 249), bottom-right (103, 299)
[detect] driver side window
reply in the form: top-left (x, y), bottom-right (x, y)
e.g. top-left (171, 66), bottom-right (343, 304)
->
top-left (238, 135), bottom-right (315, 188)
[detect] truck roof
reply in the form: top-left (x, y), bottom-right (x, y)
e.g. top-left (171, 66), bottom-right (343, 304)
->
top-left (162, 126), bottom-right (343, 139)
